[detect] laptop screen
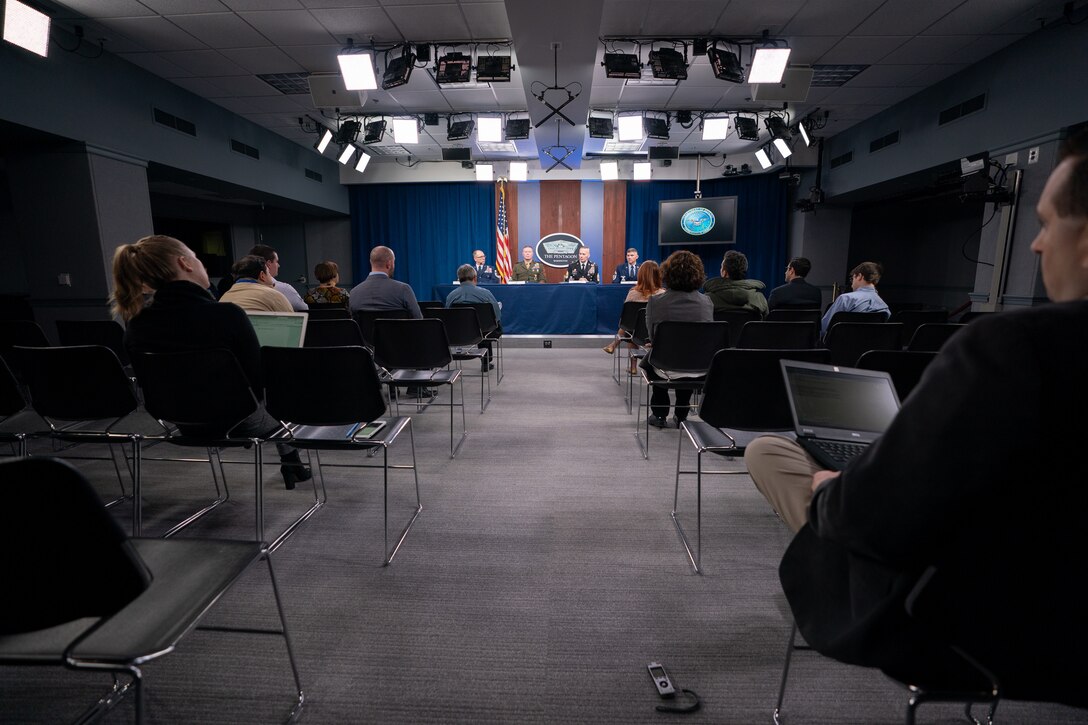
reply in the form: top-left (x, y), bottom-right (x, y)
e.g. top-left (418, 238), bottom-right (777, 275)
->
top-left (247, 311), bottom-right (308, 348)
top-left (781, 360), bottom-right (900, 441)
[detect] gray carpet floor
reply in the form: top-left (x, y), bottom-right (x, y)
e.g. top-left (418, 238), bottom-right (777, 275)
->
top-left (2, 346), bottom-right (1086, 724)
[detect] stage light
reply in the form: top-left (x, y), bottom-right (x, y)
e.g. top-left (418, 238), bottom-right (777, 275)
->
top-left (392, 118), bottom-right (418, 144)
top-left (707, 46), bottom-right (744, 83)
top-left (355, 152), bottom-right (371, 173)
top-left (3, 0), bottom-right (50, 58)
top-left (362, 120), bottom-right (386, 144)
top-left (337, 51), bottom-right (378, 90)
top-left (773, 137), bottom-right (792, 159)
top-left (600, 161), bottom-right (618, 180)
top-left (588, 116), bottom-right (615, 139)
top-left (478, 116), bottom-right (502, 142)
top-left (749, 47), bottom-right (791, 84)
top-left (334, 119), bottom-right (361, 144)
top-left (476, 163), bottom-right (493, 182)
top-left (765, 116), bottom-right (790, 141)
top-left (645, 116), bottom-right (669, 140)
top-left (603, 52), bottom-right (641, 79)
top-left (633, 161), bottom-right (652, 180)
top-left (509, 161), bottom-right (527, 181)
top-left (618, 115), bottom-right (643, 142)
top-left (382, 49), bottom-right (415, 90)
top-left (505, 118), bottom-right (530, 140)
top-left (702, 117), bottom-right (729, 141)
top-left (476, 55), bottom-right (512, 82)
top-left (314, 128), bottom-right (334, 154)
top-left (436, 52), bottom-right (472, 84)
top-left (798, 120), bottom-right (812, 147)
top-left (447, 119), bottom-right (475, 141)
top-left (755, 146), bottom-right (772, 170)
top-left (648, 47), bottom-right (687, 80)
top-left (734, 115), bottom-right (759, 141)
top-left (338, 145), bottom-right (355, 165)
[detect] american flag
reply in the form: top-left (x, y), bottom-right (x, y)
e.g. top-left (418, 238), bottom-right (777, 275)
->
top-left (495, 180), bottom-right (513, 283)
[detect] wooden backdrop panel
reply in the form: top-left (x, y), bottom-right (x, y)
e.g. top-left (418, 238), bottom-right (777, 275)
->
top-left (602, 181), bottom-right (627, 283)
top-left (539, 181), bottom-right (581, 284)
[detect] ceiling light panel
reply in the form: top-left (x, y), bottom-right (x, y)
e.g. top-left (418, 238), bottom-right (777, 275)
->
top-left (618, 115), bottom-right (643, 142)
top-left (509, 161), bottom-right (527, 181)
top-left (392, 118), bottom-right (418, 144)
top-left (477, 116), bottom-right (502, 143)
top-left (338, 52), bottom-right (378, 90)
top-left (749, 48), bottom-right (792, 84)
top-left (476, 164), bottom-right (494, 182)
top-left (600, 161), bottom-right (619, 180)
top-left (702, 117), bottom-right (730, 141)
top-left (633, 161), bottom-right (652, 180)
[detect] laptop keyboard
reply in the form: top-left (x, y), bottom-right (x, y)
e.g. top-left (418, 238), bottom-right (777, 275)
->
top-left (808, 439), bottom-right (868, 467)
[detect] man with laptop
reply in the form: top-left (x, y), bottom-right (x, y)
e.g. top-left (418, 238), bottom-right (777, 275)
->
top-left (744, 130), bottom-right (1088, 704)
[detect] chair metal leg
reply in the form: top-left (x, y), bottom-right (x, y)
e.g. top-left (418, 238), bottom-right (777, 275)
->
top-left (382, 420), bottom-right (423, 565)
top-left (268, 447), bottom-right (327, 553)
top-left (773, 622), bottom-right (799, 725)
top-left (161, 447), bottom-right (232, 538)
top-left (450, 376), bottom-right (468, 458)
top-left (634, 378), bottom-right (649, 459)
top-left (263, 553), bottom-right (306, 723)
top-left (671, 434), bottom-right (703, 573)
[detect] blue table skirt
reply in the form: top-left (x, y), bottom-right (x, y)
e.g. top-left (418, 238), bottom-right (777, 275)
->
top-left (433, 284), bottom-right (631, 334)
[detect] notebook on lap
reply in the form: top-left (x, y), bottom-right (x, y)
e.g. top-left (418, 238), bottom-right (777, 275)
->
top-left (780, 359), bottom-right (901, 471)
top-left (247, 311), bottom-right (308, 348)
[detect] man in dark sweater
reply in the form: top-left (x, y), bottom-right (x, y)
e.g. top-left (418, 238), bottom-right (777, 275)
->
top-left (767, 257), bottom-right (822, 310)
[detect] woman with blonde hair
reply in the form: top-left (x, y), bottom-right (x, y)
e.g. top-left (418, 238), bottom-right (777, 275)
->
top-left (112, 235), bottom-right (311, 489)
top-left (602, 259), bottom-right (664, 356)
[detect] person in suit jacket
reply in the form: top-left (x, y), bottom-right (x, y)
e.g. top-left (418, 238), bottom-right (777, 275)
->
top-left (471, 249), bottom-right (501, 284)
top-left (767, 257), bottom-right (822, 310)
top-left (512, 245), bottom-right (547, 283)
top-left (613, 248), bottom-right (641, 283)
top-left (348, 246), bottom-right (422, 318)
top-left (565, 246), bottom-right (600, 283)
top-left (742, 130), bottom-right (1088, 707)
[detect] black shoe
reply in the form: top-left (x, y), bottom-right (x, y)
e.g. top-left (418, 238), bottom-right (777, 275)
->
top-left (670, 417), bottom-right (686, 429)
top-left (647, 415), bottom-right (670, 429)
top-left (280, 451), bottom-right (312, 491)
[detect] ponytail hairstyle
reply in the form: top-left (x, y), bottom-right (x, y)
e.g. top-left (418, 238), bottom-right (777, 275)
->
top-left (111, 235), bottom-right (189, 321)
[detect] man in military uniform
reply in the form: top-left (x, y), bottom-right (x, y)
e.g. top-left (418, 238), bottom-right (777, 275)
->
top-left (471, 249), bottom-right (500, 284)
top-left (565, 245), bottom-right (600, 283)
top-left (613, 248), bottom-right (640, 283)
top-left (513, 245), bottom-right (547, 283)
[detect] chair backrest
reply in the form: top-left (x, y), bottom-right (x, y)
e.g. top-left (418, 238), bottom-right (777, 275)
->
top-left (351, 308), bottom-right (411, 347)
top-left (0, 457), bottom-right (150, 635)
top-left (630, 307), bottom-right (650, 346)
top-left (15, 345), bottom-right (138, 423)
top-left (618, 301), bottom-right (648, 333)
top-left (304, 306), bottom-right (350, 321)
top-left (699, 349), bottom-right (831, 430)
top-left (0, 356), bottom-right (26, 419)
top-left (907, 323), bottom-right (966, 352)
top-left (825, 322), bottom-right (903, 366)
top-left (712, 308), bottom-right (762, 344)
top-left (856, 349), bottom-right (938, 401)
top-left (55, 320), bottom-right (129, 366)
top-left (262, 346), bottom-right (386, 426)
top-left (766, 308), bottom-right (821, 324)
top-left (645, 321), bottom-right (730, 374)
top-left (423, 307), bottom-right (484, 348)
top-left (889, 308), bottom-right (948, 343)
top-left (1, 320), bottom-right (50, 378)
top-left (735, 321), bottom-right (817, 350)
top-left (826, 310), bottom-right (888, 332)
top-left (418, 301), bottom-right (446, 310)
top-left (134, 349), bottom-right (259, 432)
top-left (452, 302), bottom-right (498, 334)
top-left (372, 318), bottom-right (453, 370)
top-left (304, 319), bottom-right (366, 348)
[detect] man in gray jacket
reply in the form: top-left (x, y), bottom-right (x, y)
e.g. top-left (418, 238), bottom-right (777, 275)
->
top-left (348, 246), bottom-right (422, 318)
top-left (703, 250), bottom-right (768, 317)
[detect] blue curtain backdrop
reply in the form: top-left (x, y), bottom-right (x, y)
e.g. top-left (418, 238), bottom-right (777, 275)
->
top-left (624, 175), bottom-right (788, 290)
top-left (350, 182), bottom-right (494, 301)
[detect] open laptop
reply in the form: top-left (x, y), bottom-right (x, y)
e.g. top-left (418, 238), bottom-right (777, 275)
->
top-left (780, 359), bottom-right (901, 471)
top-left (246, 311), bottom-right (308, 348)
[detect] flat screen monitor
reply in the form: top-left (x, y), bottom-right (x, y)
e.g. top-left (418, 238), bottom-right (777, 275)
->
top-left (658, 196), bottom-right (737, 245)
top-left (247, 311), bottom-right (308, 348)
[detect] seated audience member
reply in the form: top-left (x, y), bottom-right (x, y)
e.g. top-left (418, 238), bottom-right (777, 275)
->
top-left (471, 249), bottom-right (501, 284)
top-left (704, 250), bottom-right (768, 317)
top-left (249, 244), bottom-right (308, 311)
top-left (512, 245), bottom-right (547, 283)
top-left (644, 251), bottom-right (713, 429)
top-left (603, 260), bottom-right (663, 363)
top-left (304, 260), bottom-right (350, 307)
top-left (349, 245), bottom-right (422, 318)
top-left (565, 246), bottom-right (600, 283)
top-left (219, 255), bottom-right (293, 313)
top-left (613, 248), bottom-right (641, 283)
top-left (112, 235), bottom-right (310, 489)
top-left (446, 264), bottom-right (502, 371)
top-left (743, 130), bottom-right (1088, 706)
top-left (819, 261), bottom-right (890, 339)
top-left (768, 257), bottom-right (822, 310)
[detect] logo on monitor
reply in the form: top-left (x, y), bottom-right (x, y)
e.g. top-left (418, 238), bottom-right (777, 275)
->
top-left (680, 207), bottom-right (715, 235)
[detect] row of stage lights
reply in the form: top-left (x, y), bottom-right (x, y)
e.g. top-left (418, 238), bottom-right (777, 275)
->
top-left (337, 41), bottom-right (514, 91)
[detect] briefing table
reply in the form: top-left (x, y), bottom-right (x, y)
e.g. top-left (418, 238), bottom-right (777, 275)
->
top-left (433, 283), bottom-right (632, 334)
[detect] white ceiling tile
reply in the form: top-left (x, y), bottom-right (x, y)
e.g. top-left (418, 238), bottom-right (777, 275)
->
top-left (879, 35), bottom-right (978, 64)
top-left (221, 0), bottom-right (305, 10)
top-left (922, 0), bottom-right (1040, 35)
top-left (460, 4), bottom-right (512, 39)
top-left (780, 0), bottom-right (886, 35)
top-left (68, 20), bottom-right (148, 53)
top-left (816, 36), bottom-right (909, 64)
top-left (666, 85), bottom-right (728, 108)
top-left (600, 0), bottom-right (651, 35)
top-left (139, 0), bottom-right (231, 13)
top-left (637, 2), bottom-right (725, 35)
top-left (219, 46), bottom-right (305, 73)
top-left (297, 0), bottom-right (380, 6)
top-left (491, 88), bottom-right (528, 105)
top-left (853, 0), bottom-right (967, 36)
top-left (167, 13), bottom-right (270, 48)
top-left (384, 89), bottom-right (451, 110)
top-left (383, 5), bottom-right (470, 39)
top-left (434, 88), bottom-right (501, 110)
top-left (97, 16), bottom-right (206, 51)
top-left (118, 51), bottom-right (195, 77)
top-left (158, 49), bottom-right (249, 76)
top-left (614, 84), bottom-right (675, 106)
top-left (49, 0), bottom-right (157, 19)
top-left (279, 44), bottom-right (341, 72)
top-left (710, 0), bottom-right (806, 36)
top-left (308, 7), bottom-right (403, 42)
top-left (783, 36), bottom-right (841, 64)
top-left (238, 10), bottom-right (339, 45)
top-left (588, 85), bottom-right (624, 105)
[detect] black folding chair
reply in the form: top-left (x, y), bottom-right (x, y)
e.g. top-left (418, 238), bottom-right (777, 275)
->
top-left (418, 301), bottom-right (445, 310)
top-left (766, 308), bottom-right (821, 324)
top-left (0, 356), bottom-right (31, 458)
top-left (56, 319), bottom-right (131, 367)
top-left (0, 457), bottom-right (304, 724)
top-left (673, 348), bottom-right (830, 573)
top-left (907, 323), bottom-right (966, 352)
top-left (453, 302), bottom-right (503, 384)
top-left (423, 307), bottom-right (491, 412)
top-left (825, 322), bottom-right (903, 366)
top-left (304, 306), bottom-right (350, 321)
top-left (857, 350), bottom-right (938, 401)
top-left (625, 307), bottom-right (651, 414)
top-left (635, 321), bottom-right (730, 458)
top-left (263, 346), bottom-right (421, 565)
top-left (15, 345), bottom-right (141, 517)
top-left (373, 319), bottom-right (467, 458)
top-left (890, 309), bottom-right (948, 345)
top-left (134, 349), bottom-right (322, 549)
top-left (0, 319), bottom-right (49, 380)
top-left (351, 308), bottom-right (411, 350)
top-left (712, 308), bottom-right (762, 346)
top-left (735, 321), bottom-right (817, 349)
top-left (612, 301), bottom-right (648, 384)
top-left (304, 319), bottom-right (366, 348)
